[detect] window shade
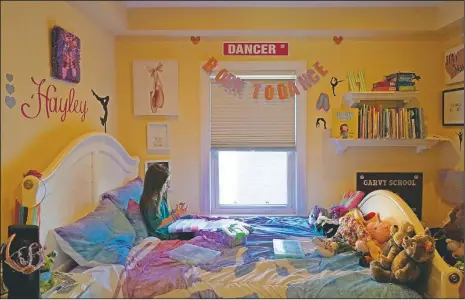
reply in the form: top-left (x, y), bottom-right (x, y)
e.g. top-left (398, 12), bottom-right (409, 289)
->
top-left (210, 79), bottom-right (296, 148)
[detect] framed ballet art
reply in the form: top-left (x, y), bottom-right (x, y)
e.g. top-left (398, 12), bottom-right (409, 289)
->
top-left (133, 60), bottom-right (179, 116)
top-left (147, 122), bottom-right (170, 153)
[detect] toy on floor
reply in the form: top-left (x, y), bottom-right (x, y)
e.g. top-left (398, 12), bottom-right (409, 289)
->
top-left (378, 222), bottom-right (415, 269)
top-left (370, 233), bottom-right (435, 284)
top-left (315, 215), bottom-right (339, 238)
top-left (40, 251), bottom-right (57, 294)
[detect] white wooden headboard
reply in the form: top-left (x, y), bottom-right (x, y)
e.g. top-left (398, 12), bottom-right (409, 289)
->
top-left (359, 190), bottom-right (463, 299)
top-left (19, 132), bottom-right (139, 269)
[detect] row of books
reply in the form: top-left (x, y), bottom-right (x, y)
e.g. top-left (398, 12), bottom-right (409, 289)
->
top-left (372, 72), bottom-right (421, 92)
top-left (331, 106), bottom-right (426, 140)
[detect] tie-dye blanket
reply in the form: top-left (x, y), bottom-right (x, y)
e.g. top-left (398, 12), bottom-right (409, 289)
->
top-left (114, 216), bottom-right (422, 299)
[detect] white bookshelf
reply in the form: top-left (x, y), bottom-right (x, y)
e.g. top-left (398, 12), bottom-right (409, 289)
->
top-left (330, 136), bottom-right (450, 155)
top-left (343, 91), bottom-right (419, 108)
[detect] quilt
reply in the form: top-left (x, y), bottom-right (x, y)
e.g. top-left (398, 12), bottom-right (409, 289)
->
top-left (114, 216), bottom-right (422, 298)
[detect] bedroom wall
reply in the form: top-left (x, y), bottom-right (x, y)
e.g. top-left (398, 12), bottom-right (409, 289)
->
top-left (0, 1), bottom-right (117, 238)
top-left (116, 36), bottom-right (456, 228)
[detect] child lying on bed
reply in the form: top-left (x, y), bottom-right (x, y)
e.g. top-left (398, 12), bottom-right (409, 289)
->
top-left (140, 163), bottom-right (194, 240)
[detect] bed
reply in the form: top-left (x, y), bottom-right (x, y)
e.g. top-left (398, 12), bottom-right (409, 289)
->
top-left (19, 132), bottom-right (462, 298)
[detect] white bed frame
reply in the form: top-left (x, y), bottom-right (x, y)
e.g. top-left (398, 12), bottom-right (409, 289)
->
top-left (19, 132), bottom-right (140, 271)
top-left (18, 132), bottom-right (462, 298)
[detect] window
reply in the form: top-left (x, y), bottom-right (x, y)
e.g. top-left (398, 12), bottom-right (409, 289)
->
top-left (200, 62), bottom-right (307, 215)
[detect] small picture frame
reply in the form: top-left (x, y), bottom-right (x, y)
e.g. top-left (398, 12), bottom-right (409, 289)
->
top-left (145, 160), bottom-right (172, 190)
top-left (147, 123), bottom-right (170, 153)
top-left (442, 88), bottom-right (464, 126)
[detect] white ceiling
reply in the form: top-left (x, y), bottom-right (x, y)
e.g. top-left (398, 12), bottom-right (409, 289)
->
top-left (124, 1), bottom-right (445, 8)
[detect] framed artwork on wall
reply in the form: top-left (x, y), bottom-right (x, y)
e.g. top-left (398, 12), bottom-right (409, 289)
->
top-left (147, 122), bottom-right (170, 153)
top-left (133, 60), bottom-right (179, 116)
top-left (442, 88), bottom-right (464, 126)
top-left (444, 44), bottom-right (464, 85)
top-left (51, 26), bottom-right (81, 83)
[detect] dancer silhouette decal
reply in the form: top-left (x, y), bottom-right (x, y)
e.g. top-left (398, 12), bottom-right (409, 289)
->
top-left (330, 77), bottom-right (344, 97)
top-left (91, 89), bottom-right (109, 133)
top-left (147, 62), bottom-right (165, 113)
top-left (457, 130), bottom-right (463, 151)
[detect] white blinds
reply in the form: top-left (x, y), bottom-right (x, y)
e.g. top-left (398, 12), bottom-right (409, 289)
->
top-left (210, 79), bottom-right (296, 149)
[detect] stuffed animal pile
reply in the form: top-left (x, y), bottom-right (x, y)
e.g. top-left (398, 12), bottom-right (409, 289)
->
top-left (370, 224), bottom-right (436, 284)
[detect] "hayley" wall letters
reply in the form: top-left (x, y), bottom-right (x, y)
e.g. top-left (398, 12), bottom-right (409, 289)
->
top-left (21, 77), bottom-right (88, 122)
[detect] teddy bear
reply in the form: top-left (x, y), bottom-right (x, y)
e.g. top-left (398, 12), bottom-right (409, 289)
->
top-left (446, 239), bottom-right (464, 259)
top-left (378, 222), bottom-right (415, 269)
top-left (370, 233), bottom-right (435, 284)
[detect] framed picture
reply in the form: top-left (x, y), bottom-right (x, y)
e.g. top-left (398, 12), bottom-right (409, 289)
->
top-left (442, 88), bottom-right (464, 126)
top-left (133, 60), bottom-right (179, 116)
top-left (445, 44), bottom-right (464, 85)
top-left (147, 123), bottom-right (170, 153)
top-left (144, 160), bottom-right (172, 190)
top-left (51, 26), bottom-right (81, 83)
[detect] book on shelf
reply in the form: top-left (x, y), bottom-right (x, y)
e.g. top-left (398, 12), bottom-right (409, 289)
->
top-left (384, 72), bottom-right (420, 83)
top-left (331, 108), bottom-right (359, 140)
top-left (354, 105), bottom-right (426, 140)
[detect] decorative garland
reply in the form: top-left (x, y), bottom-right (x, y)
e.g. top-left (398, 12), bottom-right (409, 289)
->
top-left (202, 57), bottom-right (329, 101)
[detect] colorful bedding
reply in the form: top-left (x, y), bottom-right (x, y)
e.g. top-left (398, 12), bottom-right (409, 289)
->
top-left (114, 216), bottom-right (422, 299)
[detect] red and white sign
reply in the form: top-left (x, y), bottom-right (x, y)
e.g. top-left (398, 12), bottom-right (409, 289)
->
top-left (223, 42), bottom-right (289, 56)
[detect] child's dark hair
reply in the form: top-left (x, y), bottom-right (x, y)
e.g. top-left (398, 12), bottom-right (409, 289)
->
top-left (140, 163), bottom-right (170, 213)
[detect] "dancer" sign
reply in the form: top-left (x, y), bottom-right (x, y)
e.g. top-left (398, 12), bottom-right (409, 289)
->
top-left (223, 42), bottom-right (289, 56)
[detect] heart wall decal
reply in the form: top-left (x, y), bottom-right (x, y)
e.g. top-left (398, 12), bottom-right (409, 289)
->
top-left (5, 96), bottom-right (16, 109)
top-left (6, 84), bottom-right (14, 95)
top-left (191, 36), bottom-right (200, 45)
top-left (333, 36), bottom-right (344, 45)
top-left (5, 73), bottom-right (13, 82)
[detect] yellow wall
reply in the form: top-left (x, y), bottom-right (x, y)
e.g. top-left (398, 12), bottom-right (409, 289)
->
top-left (116, 36), bottom-right (457, 227)
top-left (0, 1), bottom-right (117, 238)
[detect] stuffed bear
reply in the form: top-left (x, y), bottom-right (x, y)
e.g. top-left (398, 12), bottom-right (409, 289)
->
top-left (442, 203), bottom-right (464, 242)
top-left (379, 222), bottom-right (415, 269)
top-left (446, 239), bottom-right (464, 259)
top-left (370, 233), bottom-right (435, 284)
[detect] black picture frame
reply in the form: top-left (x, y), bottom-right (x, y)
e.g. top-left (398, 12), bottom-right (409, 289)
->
top-left (442, 88), bottom-right (464, 126)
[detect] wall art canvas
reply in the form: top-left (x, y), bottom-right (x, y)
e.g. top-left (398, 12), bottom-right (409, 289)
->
top-left (147, 123), bottom-right (170, 153)
top-left (133, 60), bottom-right (179, 116)
top-left (51, 26), bottom-right (81, 83)
top-left (445, 44), bottom-right (464, 85)
top-left (442, 88), bottom-right (464, 126)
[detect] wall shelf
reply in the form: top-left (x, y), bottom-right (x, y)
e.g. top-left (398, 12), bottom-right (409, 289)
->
top-left (330, 136), bottom-right (450, 154)
top-left (343, 91), bottom-right (419, 108)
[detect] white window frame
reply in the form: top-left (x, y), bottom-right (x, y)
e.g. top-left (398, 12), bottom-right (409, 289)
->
top-left (200, 61), bottom-right (307, 216)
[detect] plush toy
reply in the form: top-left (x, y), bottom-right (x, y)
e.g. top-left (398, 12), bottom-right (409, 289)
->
top-left (442, 203), bottom-right (464, 242)
top-left (379, 222), bottom-right (415, 269)
top-left (340, 190), bottom-right (365, 209)
top-left (308, 205), bottom-right (330, 230)
top-left (315, 215), bottom-right (339, 238)
top-left (312, 209), bottom-right (381, 259)
top-left (446, 239), bottom-right (464, 259)
top-left (39, 251), bottom-right (57, 294)
top-left (312, 237), bottom-right (352, 257)
top-left (329, 205), bottom-right (349, 220)
top-left (370, 233), bottom-right (435, 284)
top-left (355, 217), bottom-right (391, 254)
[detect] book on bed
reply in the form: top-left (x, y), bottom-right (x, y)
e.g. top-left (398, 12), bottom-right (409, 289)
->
top-left (273, 239), bottom-right (305, 259)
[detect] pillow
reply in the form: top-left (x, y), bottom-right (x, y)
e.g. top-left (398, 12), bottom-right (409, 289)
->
top-left (54, 198), bottom-right (136, 267)
top-left (126, 199), bottom-right (149, 245)
top-left (341, 190), bottom-right (365, 209)
top-left (101, 177), bottom-right (144, 210)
